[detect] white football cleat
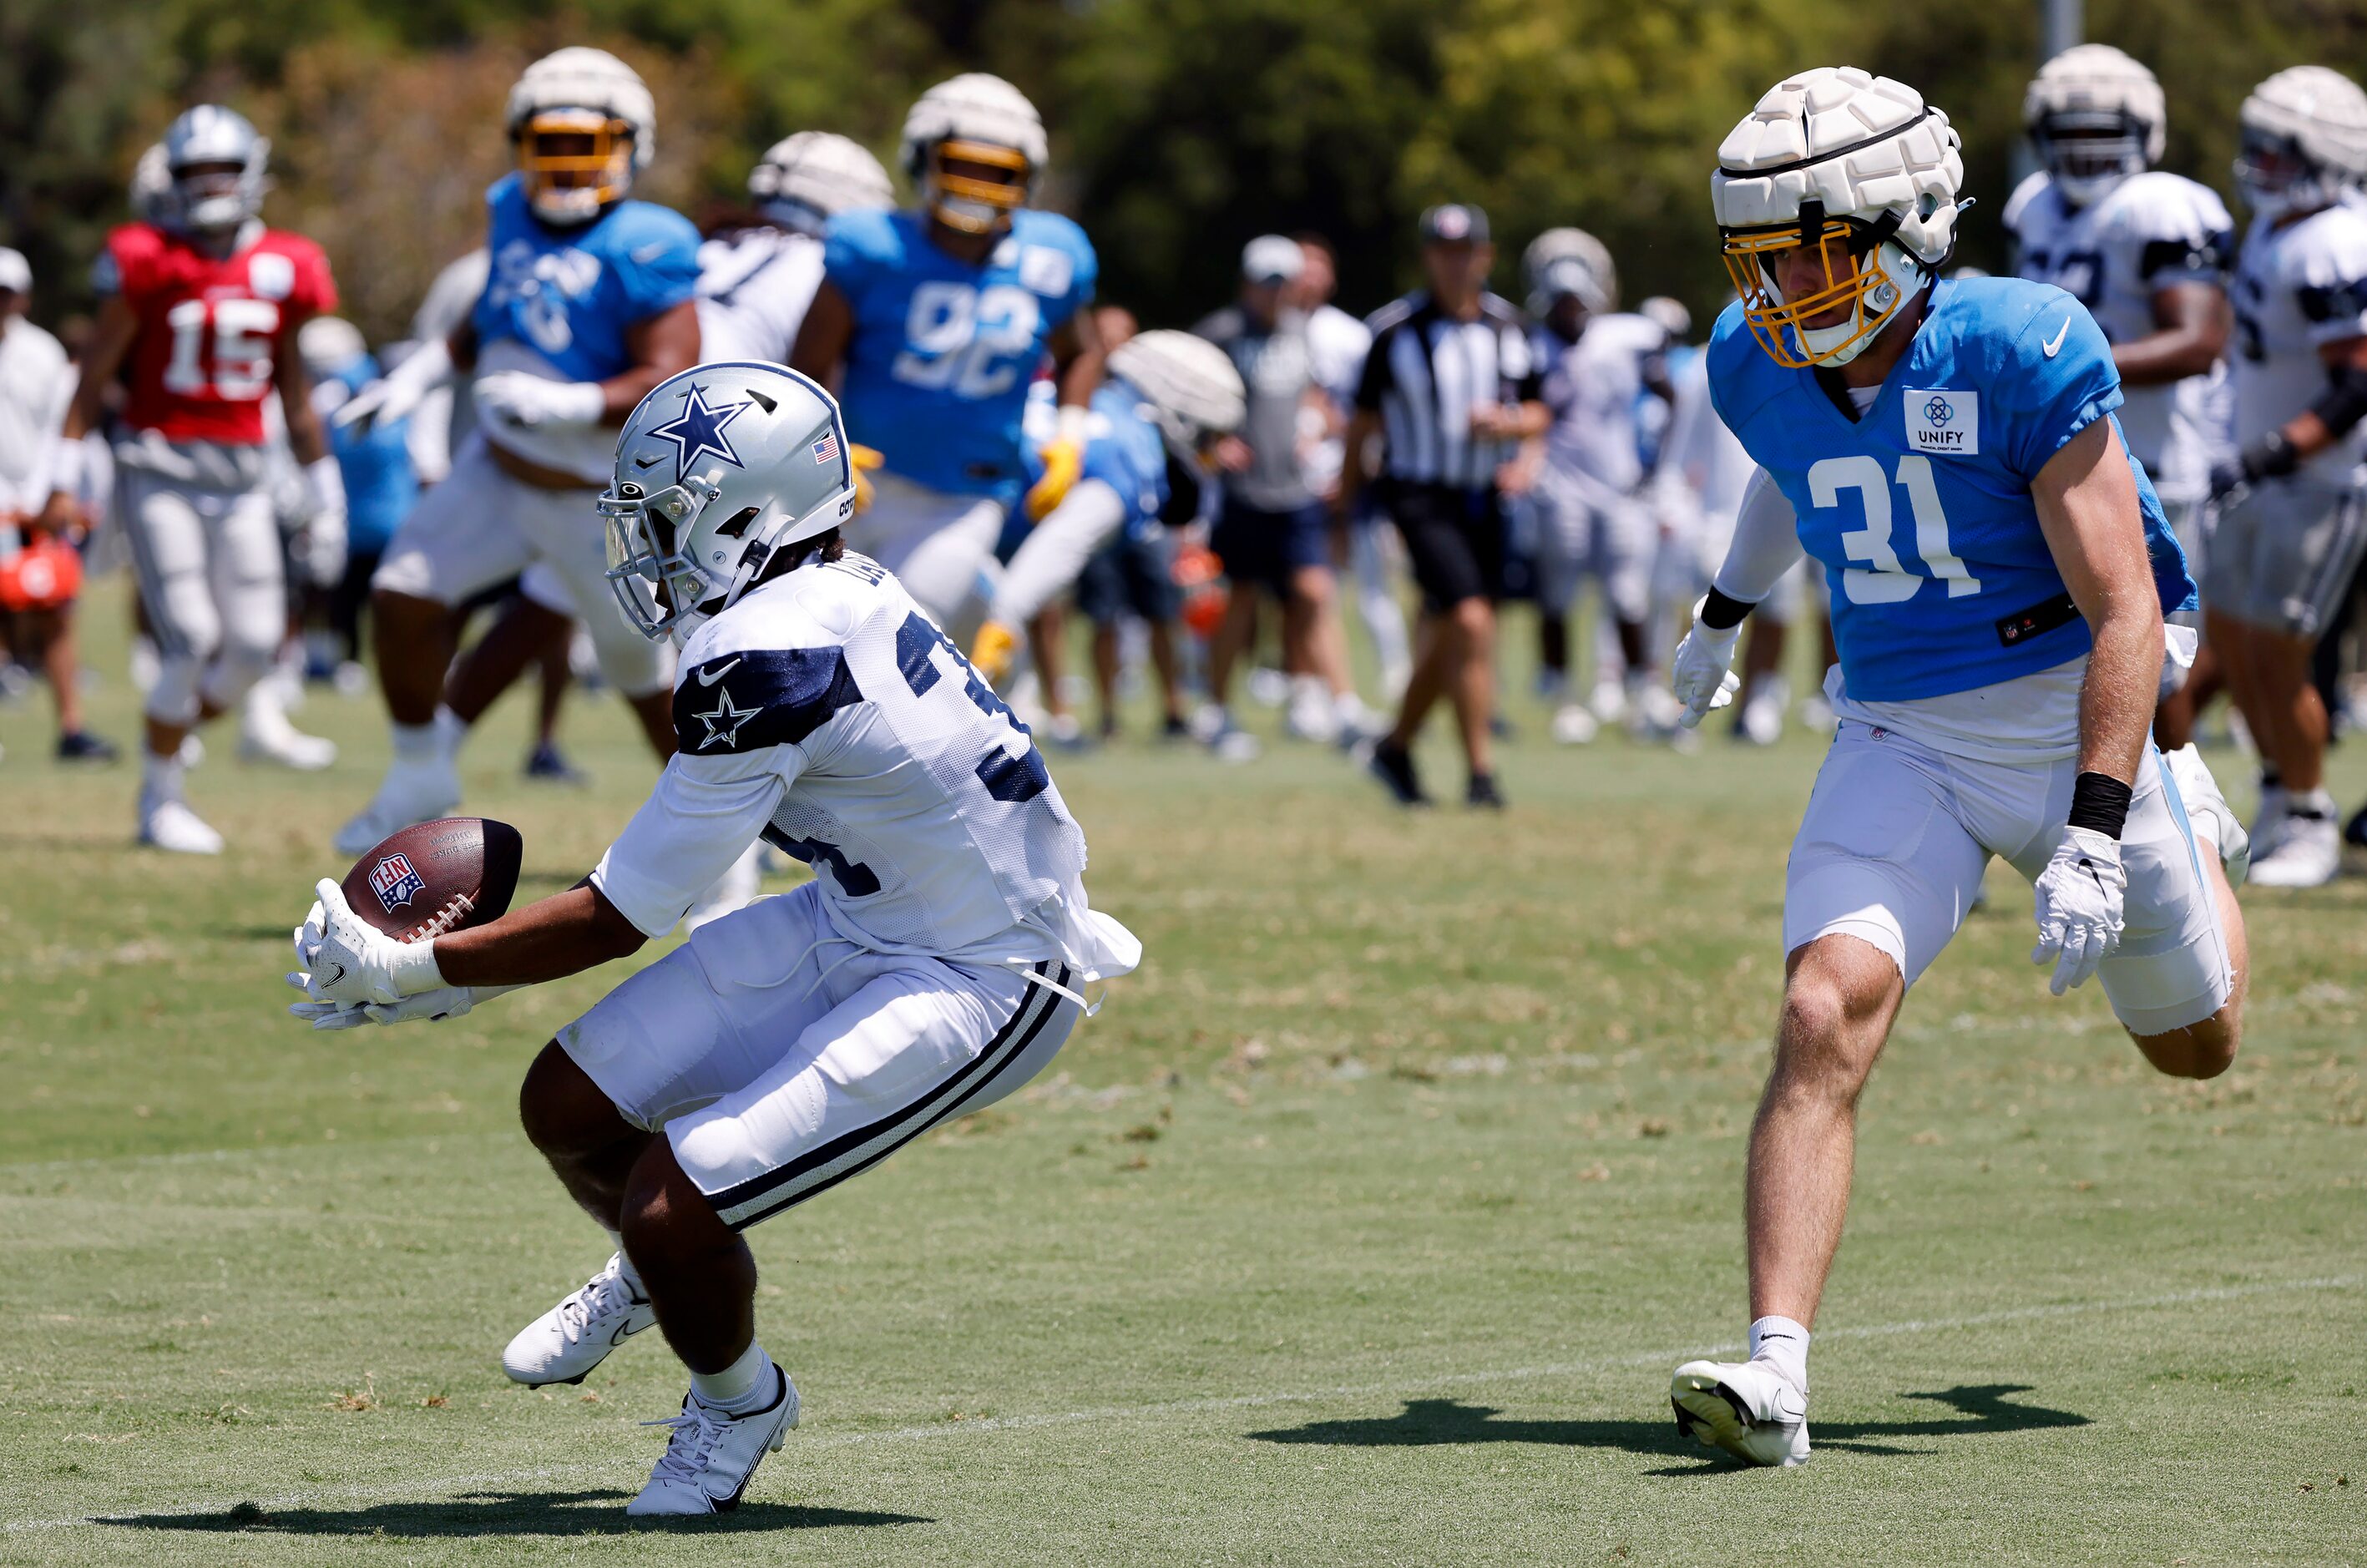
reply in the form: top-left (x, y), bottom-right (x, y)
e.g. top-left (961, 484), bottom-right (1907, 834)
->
top-left (1738, 688), bottom-right (1786, 746)
top-left (503, 1252), bottom-right (659, 1388)
top-left (1671, 1358), bottom-right (1811, 1468)
top-left (1550, 703), bottom-right (1599, 746)
top-left (2248, 800), bottom-right (2340, 889)
top-left (334, 760), bottom-right (461, 857)
top-left (138, 796), bottom-right (225, 855)
top-left (240, 700), bottom-right (339, 771)
top-left (2160, 743), bottom-right (2248, 888)
top-left (628, 1367), bottom-right (800, 1516)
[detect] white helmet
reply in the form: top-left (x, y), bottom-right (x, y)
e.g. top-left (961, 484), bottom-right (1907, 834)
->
top-left (599, 363), bottom-right (857, 645)
top-left (298, 316), bottom-right (369, 380)
top-left (2235, 66), bottom-right (2367, 219)
top-left (748, 132), bottom-right (894, 235)
top-left (506, 48), bottom-right (657, 226)
top-left (1639, 295), bottom-right (1693, 341)
top-left (1523, 228), bottom-right (1617, 316)
top-left (2024, 44), bottom-right (2166, 208)
top-left (130, 142), bottom-right (173, 225)
top-left (1106, 330), bottom-right (1247, 461)
top-left (899, 73), bottom-right (1048, 235)
top-left (161, 105), bottom-right (270, 233)
top-left (1712, 66), bottom-right (1964, 368)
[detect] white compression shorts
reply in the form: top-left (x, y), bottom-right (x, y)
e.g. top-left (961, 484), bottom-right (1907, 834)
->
top-left (371, 438), bottom-right (668, 696)
top-left (848, 473), bottom-right (1009, 645)
top-left (114, 463), bottom-right (286, 725)
top-left (1785, 721), bottom-right (2233, 1036)
top-left (989, 478), bottom-right (1129, 629)
top-left (558, 882), bottom-right (1080, 1231)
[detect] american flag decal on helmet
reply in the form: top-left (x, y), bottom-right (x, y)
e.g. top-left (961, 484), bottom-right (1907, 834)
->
top-left (812, 431), bottom-right (839, 465)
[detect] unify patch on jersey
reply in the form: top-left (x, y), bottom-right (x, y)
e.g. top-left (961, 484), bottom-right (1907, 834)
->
top-left (1906, 389), bottom-right (1980, 457)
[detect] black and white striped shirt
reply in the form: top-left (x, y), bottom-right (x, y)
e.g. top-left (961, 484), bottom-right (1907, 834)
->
top-left (1354, 290), bottom-right (1540, 490)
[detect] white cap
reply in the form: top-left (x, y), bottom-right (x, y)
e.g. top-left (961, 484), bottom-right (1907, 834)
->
top-left (0, 248), bottom-right (29, 294)
top-left (1241, 235), bottom-right (1305, 283)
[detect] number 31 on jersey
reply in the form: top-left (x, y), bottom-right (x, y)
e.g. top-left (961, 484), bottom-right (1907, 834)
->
top-left (1809, 453), bottom-right (1984, 605)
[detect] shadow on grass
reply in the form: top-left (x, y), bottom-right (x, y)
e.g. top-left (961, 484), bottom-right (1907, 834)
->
top-left (99, 1489), bottom-right (929, 1538)
top-left (1247, 1384), bottom-right (2088, 1469)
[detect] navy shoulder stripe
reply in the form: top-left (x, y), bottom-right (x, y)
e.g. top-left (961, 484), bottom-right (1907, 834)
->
top-left (675, 647), bottom-right (863, 755)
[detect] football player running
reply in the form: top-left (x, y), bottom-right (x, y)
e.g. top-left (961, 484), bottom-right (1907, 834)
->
top-left (36, 107), bottom-right (341, 852)
top-left (333, 48), bottom-right (702, 857)
top-left (791, 73), bottom-right (1104, 655)
top-left (2205, 68), bottom-right (2367, 886)
top-left (2005, 45), bottom-right (2237, 754)
top-left (287, 363), bottom-right (1138, 1515)
top-left (1663, 68), bottom-right (2249, 1468)
top-left (696, 133), bottom-right (893, 366)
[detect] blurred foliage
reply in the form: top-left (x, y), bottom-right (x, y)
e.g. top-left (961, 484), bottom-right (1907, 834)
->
top-left (4, 0), bottom-right (2365, 344)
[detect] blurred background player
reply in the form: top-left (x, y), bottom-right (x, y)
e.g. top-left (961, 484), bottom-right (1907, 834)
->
top-left (0, 245), bottom-right (116, 766)
top-left (792, 73), bottom-right (1104, 650)
top-left (2007, 44), bottom-right (2237, 755)
top-left (331, 48), bottom-right (701, 856)
top-left (1192, 236), bottom-right (1371, 756)
top-left (1515, 228), bottom-right (1676, 743)
top-left (696, 133), bottom-right (894, 366)
top-left (2205, 66), bottom-right (2367, 887)
top-left (1348, 204), bottom-right (1547, 808)
top-left (37, 107), bottom-right (340, 851)
top-left (299, 315), bottom-right (418, 688)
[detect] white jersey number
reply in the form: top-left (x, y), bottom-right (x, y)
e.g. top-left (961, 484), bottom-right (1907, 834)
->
top-left (891, 282), bottom-right (1042, 399)
top-left (1809, 453), bottom-right (1983, 605)
top-left (161, 297), bottom-right (280, 399)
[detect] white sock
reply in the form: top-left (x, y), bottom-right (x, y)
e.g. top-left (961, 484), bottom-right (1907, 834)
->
top-left (391, 721), bottom-right (439, 765)
top-left (432, 705), bottom-right (468, 760)
top-left (1748, 1315), bottom-right (1810, 1394)
top-left (141, 748), bottom-right (185, 803)
top-left (689, 1342), bottom-right (775, 1414)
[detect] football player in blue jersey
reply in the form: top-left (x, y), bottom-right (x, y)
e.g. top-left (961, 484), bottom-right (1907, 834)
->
top-left (791, 73), bottom-right (1105, 659)
top-left (1657, 68), bottom-right (2252, 1469)
top-left (331, 48), bottom-right (704, 856)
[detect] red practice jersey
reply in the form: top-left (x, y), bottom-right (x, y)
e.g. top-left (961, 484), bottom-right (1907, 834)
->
top-left (100, 223), bottom-right (337, 447)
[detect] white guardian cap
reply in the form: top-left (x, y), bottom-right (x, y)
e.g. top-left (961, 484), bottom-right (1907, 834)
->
top-left (2234, 66), bottom-right (2367, 219)
top-left (599, 363), bottom-right (858, 644)
top-left (1712, 67), bottom-right (1964, 368)
top-left (2024, 44), bottom-right (2166, 208)
top-left (1523, 227), bottom-right (1618, 316)
top-left (1105, 329), bottom-right (1247, 459)
top-left (748, 132), bottom-right (894, 235)
top-left (900, 73), bottom-right (1048, 235)
top-left (161, 105), bottom-right (270, 234)
top-left (506, 48), bottom-right (657, 226)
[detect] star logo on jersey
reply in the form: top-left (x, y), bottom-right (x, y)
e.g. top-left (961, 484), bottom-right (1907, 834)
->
top-left (692, 685), bottom-right (764, 750)
top-left (648, 384), bottom-right (753, 484)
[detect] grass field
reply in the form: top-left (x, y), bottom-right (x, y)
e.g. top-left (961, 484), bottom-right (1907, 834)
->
top-left (2, 601), bottom-right (2364, 1565)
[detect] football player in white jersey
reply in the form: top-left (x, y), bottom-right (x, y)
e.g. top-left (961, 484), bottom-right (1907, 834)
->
top-left (287, 362), bottom-right (1138, 1515)
top-left (696, 133), bottom-right (893, 366)
top-left (2005, 44), bottom-right (2237, 750)
top-left (1515, 229), bottom-right (1677, 742)
top-left (2205, 67), bottom-right (2367, 887)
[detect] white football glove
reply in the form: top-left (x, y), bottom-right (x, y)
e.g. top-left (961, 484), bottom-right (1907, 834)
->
top-left (332, 336), bottom-right (451, 434)
top-left (286, 878), bottom-right (445, 1007)
top-left (290, 983), bottom-right (517, 1031)
top-left (1671, 600), bottom-right (1745, 729)
top-left (473, 372), bottom-right (604, 432)
top-left (2030, 827), bottom-right (2126, 994)
top-left (299, 457), bottom-right (348, 586)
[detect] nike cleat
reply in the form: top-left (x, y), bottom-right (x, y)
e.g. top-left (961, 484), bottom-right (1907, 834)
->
top-left (628, 1367), bottom-right (799, 1516)
top-left (503, 1252), bottom-right (658, 1388)
top-left (1671, 1358), bottom-right (1811, 1468)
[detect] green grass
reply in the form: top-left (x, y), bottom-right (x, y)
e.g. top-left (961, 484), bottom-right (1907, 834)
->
top-left (2, 599), bottom-right (2364, 1565)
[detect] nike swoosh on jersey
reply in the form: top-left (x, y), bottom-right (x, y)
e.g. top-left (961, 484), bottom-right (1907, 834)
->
top-left (2042, 317), bottom-right (2071, 357)
top-left (696, 658), bottom-right (743, 687)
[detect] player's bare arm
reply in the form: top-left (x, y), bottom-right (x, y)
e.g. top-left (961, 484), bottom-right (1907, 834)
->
top-left (34, 296), bottom-right (139, 532)
top-left (606, 297), bottom-right (700, 420)
top-left (2112, 280), bottom-right (2230, 385)
top-left (786, 277), bottom-right (852, 390)
top-left (433, 879), bottom-right (646, 987)
top-left (2033, 417), bottom-right (2164, 787)
top-left (271, 318), bottom-right (331, 466)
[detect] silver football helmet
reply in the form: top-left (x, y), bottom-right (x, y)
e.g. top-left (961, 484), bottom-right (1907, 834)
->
top-left (2235, 66), bottom-right (2367, 219)
top-left (162, 105), bottom-right (269, 233)
top-left (1105, 330), bottom-right (1246, 460)
top-left (506, 48), bottom-right (658, 225)
top-left (2024, 45), bottom-right (2166, 208)
top-left (599, 363), bottom-right (857, 645)
top-left (749, 132), bottom-right (894, 236)
top-left (1524, 227), bottom-right (1617, 316)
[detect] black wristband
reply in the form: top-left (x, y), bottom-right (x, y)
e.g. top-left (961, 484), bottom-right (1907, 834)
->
top-left (2066, 771), bottom-right (2134, 840)
top-left (2240, 429), bottom-right (2299, 483)
top-left (1700, 588), bottom-right (1756, 630)
top-left (2307, 362), bottom-right (2367, 439)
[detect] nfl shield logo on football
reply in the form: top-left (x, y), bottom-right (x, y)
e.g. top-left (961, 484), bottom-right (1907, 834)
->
top-left (1906, 389), bottom-right (1979, 457)
top-left (369, 852), bottom-right (427, 913)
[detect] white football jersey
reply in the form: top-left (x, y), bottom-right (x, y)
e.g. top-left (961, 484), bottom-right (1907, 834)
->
top-left (2004, 170), bottom-right (2237, 497)
top-left (1656, 350), bottom-right (1755, 523)
top-left (695, 228), bottom-right (827, 366)
top-left (1535, 311), bottom-right (1667, 500)
top-left (0, 319), bottom-right (71, 514)
top-left (592, 554), bottom-right (1102, 969)
top-left (2229, 200), bottom-right (2367, 485)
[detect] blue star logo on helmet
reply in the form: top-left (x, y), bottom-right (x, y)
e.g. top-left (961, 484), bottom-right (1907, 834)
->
top-left (647, 383), bottom-right (753, 483)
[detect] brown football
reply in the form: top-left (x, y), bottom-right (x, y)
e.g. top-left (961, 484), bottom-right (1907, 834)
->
top-left (339, 817), bottom-right (523, 944)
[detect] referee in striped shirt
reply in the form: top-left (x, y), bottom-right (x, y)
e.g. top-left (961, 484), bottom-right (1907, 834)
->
top-left (1340, 204), bottom-right (1547, 808)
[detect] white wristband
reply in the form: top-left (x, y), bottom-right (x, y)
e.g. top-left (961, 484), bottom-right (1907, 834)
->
top-left (1055, 402), bottom-right (1091, 448)
top-left (306, 454), bottom-right (346, 517)
top-left (390, 938), bottom-right (450, 997)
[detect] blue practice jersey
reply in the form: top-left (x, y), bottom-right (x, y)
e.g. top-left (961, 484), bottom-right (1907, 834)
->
top-left (471, 174), bottom-right (701, 382)
top-left (825, 208), bottom-right (1097, 505)
top-left (1081, 382), bottom-right (1170, 541)
top-left (1708, 277), bottom-right (2194, 702)
top-left (322, 354), bottom-right (417, 554)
